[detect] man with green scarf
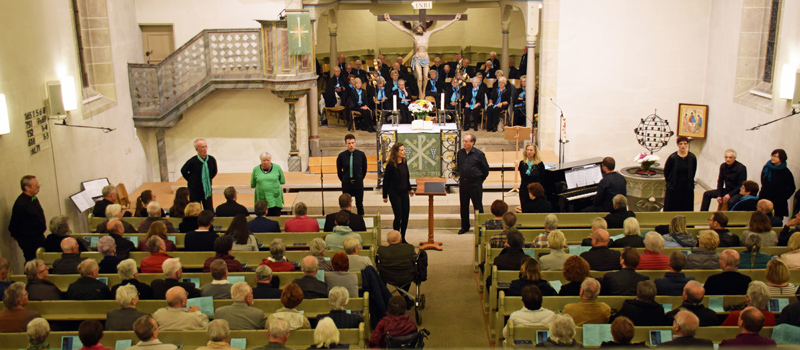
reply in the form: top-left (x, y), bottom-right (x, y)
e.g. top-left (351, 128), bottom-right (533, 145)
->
top-left (181, 139), bottom-right (218, 211)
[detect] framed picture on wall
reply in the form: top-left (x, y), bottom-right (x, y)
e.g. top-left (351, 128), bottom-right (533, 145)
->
top-left (677, 103), bottom-right (708, 139)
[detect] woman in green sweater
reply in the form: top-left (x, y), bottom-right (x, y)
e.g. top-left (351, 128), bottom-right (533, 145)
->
top-left (251, 152), bottom-right (286, 216)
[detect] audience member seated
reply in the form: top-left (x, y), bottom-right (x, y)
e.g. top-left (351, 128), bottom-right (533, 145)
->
top-left (168, 187), bottom-right (190, 218)
top-left (268, 283), bottom-right (311, 330)
top-left (141, 236), bottom-right (173, 274)
top-left (502, 285), bottom-right (556, 339)
top-left (97, 236), bottom-right (120, 274)
top-left (178, 202), bottom-right (202, 233)
top-left (494, 228), bottom-right (528, 271)
top-left (260, 239), bottom-right (296, 272)
top-left (719, 307), bottom-right (776, 347)
top-left (326, 253), bottom-right (359, 298)
top-left (316, 287), bottom-right (362, 329)
top-left (253, 265), bottom-right (282, 299)
top-left (581, 217), bottom-right (608, 246)
top-left (658, 310), bottom-right (713, 348)
top-left (731, 180), bottom-right (759, 211)
top-left (201, 259), bottom-right (233, 299)
top-left (293, 256), bottom-right (329, 299)
top-left (345, 236), bottom-right (373, 273)
top-left (580, 229), bottom-right (621, 271)
top-left (106, 284), bottom-right (149, 331)
top-left (778, 212), bottom-right (800, 246)
top-left (216, 187), bottom-right (249, 217)
top-left (610, 217), bottom-right (645, 248)
top-left (197, 320), bottom-right (233, 350)
top-left (532, 214), bottom-right (558, 248)
top-left (248, 200), bottom-right (281, 233)
top-left (600, 317), bottom-right (646, 348)
top-left (508, 257), bottom-right (557, 296)
top-left (326, 211), bottom-right (363, 251)
top-left (562, 277), bottom-right (611, 325)
top-left (540, 314), bottom-right (581, 348)
top-left (26, 318), bottom-right (50, 350)
top-left (324, 194), bottom-right (366, 232)
top-left (255, 317), bottom-right (291, 350)
top-left (285, 202), bottom-right (320, 232)
top-left (655, 252), bottom-right (695, 296)
top-left (216, 282), bottom-right (267, 330)
top-left (664, 281), bottom-right (719, 327)
top-left (228, 214), bottom-right (258, 252)
top-left (138, 221), bottom-right (177, 252)
top-left (24, 259), bottom-right (61, 300)
top-left (685, 230), bottom-right (721, 269)
top-left (0, 258), bottom-right (10, 298)
top-left (43, 215), bottom-right (88, 252)
top-left (77, 320), bottom-right (111, 350)
top-left (539, 230), bottom-right (573, 271)
top-left (137, 201), bottom-right (177, 234)
top-left (135, 190), bottom-right (165, 218)
top-left (765, 258), bottom-right (796, 295)
top-left (559, 256), bottom-right (591, 296)
top-left (153, 286), bottom-right (209, 330)
top-left (203, 235), bottom-right (244, 273)
top-left (758, 199), bottom-right (784, 228)
top-left (151, 258), bottom-right (201, 299)
top-left (52, 237), bottom-right (87, 274)
top-left (485, 200), bottom-right (507, 230)
top-left (0, 282), bottom-right (41, 332)
top-left (663, 215), bottom-right (696, 248)
top-left (369, 296), bottom-right (418, 348)
top-left (706, 249), bottom-right (752, 295)
top-left (721, 281), bottom-right (775, 327)
top-left (111, 259), bottom-right (154, 300)
top-left (128, 315), bottom-right (179, 350)
top-left (376, 230), bottom-right (415, 287)
top-left (739, 234), bottom-right (771, 269)
top-left (522, 183), bottom-right (552, 213)
top-left (710, 211), bottom-right (740, 247)
top-left (637, 232), bottom-right (669, 270)
top-left (185, 210), bottom-right (217, 251)
top-left (614, 281), bottom-right (665, 326)
top-left (490, 212), bottom-right (517, 248)
top-left (308, 317), bottom-right (347, 349)
top-left (780, 232), bottom-right (800, 268)
top-left (105, 219), bottom-right (135, 259)
top-left (742, 211), bottom-right (778, 247)
top-left (67, 259), bottom-right (112, 300)
top-left (95, 204), bottom-right (137, 234)
top-left (602, 247), bottom-right (649, 296)
top-left (604, 195), bottom-right (636, 229)
top-left (310, 238), bottom-right (333, 272)
top-left (779, 298), bottom-right (800, 327)
top-left (92, 185), bottom-right (119, 218)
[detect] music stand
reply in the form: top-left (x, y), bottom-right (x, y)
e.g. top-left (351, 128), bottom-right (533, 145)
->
top-left (504, 126), bottom-right (531, 195)
top-left (415, 177), bottom-right (446, 251)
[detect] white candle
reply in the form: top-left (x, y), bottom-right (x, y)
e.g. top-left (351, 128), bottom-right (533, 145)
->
top-left (441, 93), bottom-right (445, 108)
top-left (393, 95), bottom-right (397, 111)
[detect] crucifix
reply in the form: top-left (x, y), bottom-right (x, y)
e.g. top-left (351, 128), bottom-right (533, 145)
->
top-left (378, 3), bottom-right (468, 96)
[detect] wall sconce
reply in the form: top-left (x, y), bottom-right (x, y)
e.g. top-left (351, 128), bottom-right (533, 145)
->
top-left (0, 94), bottom-right (9, 135)
top-left (779, 63), bottom-right (797, 100)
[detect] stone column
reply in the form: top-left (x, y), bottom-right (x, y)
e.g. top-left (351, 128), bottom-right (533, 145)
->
top-left (308, 85), bottom-right (320, 156)
top-left (329, 22), bottom-right (338, 77)
top-left (525, 41), bottom-right (536, 142)
top-left (156, 128), bottom-right (169, 182)
top-left (501, 22), bottom-right (510, 74)
top-left (273, 90), bottom-right (310, 171)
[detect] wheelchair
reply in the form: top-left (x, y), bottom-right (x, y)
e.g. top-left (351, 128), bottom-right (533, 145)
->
top-left (385, 328), bottom-right (430, 349)
top-left (376, 249), bottom-right (428, 324)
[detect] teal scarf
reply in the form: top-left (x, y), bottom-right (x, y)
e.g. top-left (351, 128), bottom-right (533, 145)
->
top-left (762, 160), bottom-right (787, 182)
top-left (198, 155), bottom-right (211, 199)
top-left (525, 160), bottom-right (534, 176)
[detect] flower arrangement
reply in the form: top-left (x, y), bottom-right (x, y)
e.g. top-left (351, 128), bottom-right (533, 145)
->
top-left (408, 100), bottom-right (434, 120)
top-left (633, 153), bottom-right (660, 175)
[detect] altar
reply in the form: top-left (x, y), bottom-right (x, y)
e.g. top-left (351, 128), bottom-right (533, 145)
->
top-left (377, 123), bottom-right (461, 185)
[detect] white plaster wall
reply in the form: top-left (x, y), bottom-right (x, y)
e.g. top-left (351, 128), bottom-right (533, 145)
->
top-left (0, 1), bottom-right (149, 269)
top-left (553, 0), bottom-right (712, 169)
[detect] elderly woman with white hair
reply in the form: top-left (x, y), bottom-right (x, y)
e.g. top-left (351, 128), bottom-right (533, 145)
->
top-left (260, 239), bottom-right (296, 272)
top-left (65, 260), bottom-right (112, 300)
top-left (315, 286), bottom-right (362, 329)
top-left (97, 236), bottom-right (120, 274)
top-left (309, 238), bottom-right (333, 271)
top-left (539, 230), bottom-right (573, 271)
top-left (111, 259), bottom-right (154, 300)
top-left (541, 314), bottom-right (582, 348)
top-left (250, 152), bottom-right (286, 217)
top-left (26, 317), bottom-right (50, 350)
top-left (720, 281), bottom-right (776, 326)
top-left (95, 204), bottom-right (137, 234)
top-left (197, 319), bottom-right (232, 350)
top-left (106, 284), bottom-right (150, 331)
top-left (42, 215), bottom-right (89, 253)
top-left (308, 317), bottom-right (348, 349)
top-left (636, 232), bottom-right (669, 270)
top-left (610, 218), bottom-right (645, 248)
top-left (485, 76), bottom-right (511, 132)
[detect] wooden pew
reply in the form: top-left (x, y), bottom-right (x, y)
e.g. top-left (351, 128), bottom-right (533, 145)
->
top-left (72, 231), bottom-right (378, 250)
top-left (0, 327), bottom-right (366, 350)
top-left (89, 214), bottom-right (381, 234)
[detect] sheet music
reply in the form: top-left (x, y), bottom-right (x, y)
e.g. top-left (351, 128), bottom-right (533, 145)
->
top-left (82, 178), bottom-right (110, 198)
top-left (564, 164), bottom-right (602, 189)
top-left (70, 191), bottom-right (95, 212)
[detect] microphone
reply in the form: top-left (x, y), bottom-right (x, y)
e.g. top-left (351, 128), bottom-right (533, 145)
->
top-left (550, 98), bottom-right (563, 112)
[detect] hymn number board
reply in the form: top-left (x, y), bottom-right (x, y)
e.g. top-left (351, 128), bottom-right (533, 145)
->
top-left (24, 106), bottom-right (50, 156)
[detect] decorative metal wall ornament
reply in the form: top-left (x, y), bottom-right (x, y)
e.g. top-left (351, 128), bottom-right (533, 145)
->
top-left (634, 110), bottom-right (674, 154)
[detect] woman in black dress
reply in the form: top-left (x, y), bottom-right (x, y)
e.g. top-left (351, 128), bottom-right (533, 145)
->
top-left (760, 149), bottom-right (796, 220)
top-left (523, 183), bottom-right (552, 213)
top-left (519, 143), bottom-right (545, 210)
top-left (663, 136), bottom-right (697, 211)
top-left (383, 142), bottom-right (415, 243)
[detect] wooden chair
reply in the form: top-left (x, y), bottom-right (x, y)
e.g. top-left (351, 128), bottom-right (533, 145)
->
top-left (324, 106), bottom-right (346, 126)
top-left (115, 183), bottom-right (130, 209)
top-left (424, 95), bottom-right (438, 113)
top-left (484, 78), bottom-right (496, 88)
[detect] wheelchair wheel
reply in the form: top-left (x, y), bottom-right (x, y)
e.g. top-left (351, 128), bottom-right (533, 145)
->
top-left (418, 294), bottom-right (426, 310)
top-left (415, 307), bottom-right (422, 325)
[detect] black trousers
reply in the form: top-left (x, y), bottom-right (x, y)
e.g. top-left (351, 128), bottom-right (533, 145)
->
top-left (701, 190), bottom-right (742, 211)
top-left (513, 107), bottom-right (526, 126)
top-left (267, 207), bottom-right (282, 217)
top-left (342, 180), bottom-right (365, 216)
top-left (389, 192), bottom-right (410, 243)
top-left (460, 182), bottom-right (484, 231)
top-left (191, 191), bottom-right (214, 211)
top-left (463, 108), bottom-right (482, 130)
top-left (18, 237), bottom-right (44, 262)
top-left (486, 106), bottom-right (504, 131)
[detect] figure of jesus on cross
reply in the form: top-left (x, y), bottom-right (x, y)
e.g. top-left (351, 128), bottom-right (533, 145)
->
top-left (383, 12), bottom-right (462, 95)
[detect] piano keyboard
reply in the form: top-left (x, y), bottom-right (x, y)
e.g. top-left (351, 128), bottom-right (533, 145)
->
top-left (567, 191), bottom-right (597, 201)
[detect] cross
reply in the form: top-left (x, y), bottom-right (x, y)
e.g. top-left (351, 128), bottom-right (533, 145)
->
top-left (289, 16), bottom-right (309, 47)
top-left (377, 7), bottom-right (468, 28)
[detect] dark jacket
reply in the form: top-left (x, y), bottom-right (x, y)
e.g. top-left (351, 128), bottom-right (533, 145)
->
top-left (559, 282), bottom-right (582, 296)
top-left (52, 253), bottom-right (87, 274)
top-left (179, 216), bottom-right (199, 233)
top-left (719, 333), bottom-right (777, 347)
top-left (111, 279), bottom-right (154, 300)
top-left (760, 163), bottom-right (796, 217)
top-left (599, 342), bottom-right (646, 349)
top-left (26, 278), bottom-right (62, 300)
top-left (658, 336), bottom-right (714, 348)
top-left (382, 161), bottom-right (411, 199)
top-left (664, 152), bottom-right (697, 191)
top-left (716, 229), bottom-right (741, 247)
top-left (180, 155), bottom-right (218, 203)
top-left (778, 300), bottom-right (800, 327)
top-left (522, 197), bottom-right (553, 214)
top-left (593, 172), bottom-right (627, 212)
top-left (732, 197), bottom-right (758, 211)
top-left (539, 339), bottom-right (583, 348)
top-left (456, 147), bottom-right (490, 185)
top-left (376, 243), bottom-right (416, 285)
top-left (444, 84), bottom-right (463, 110)
top-left (92, 198), bottom-right (114, 218)
top-left (347, 88), bottom-right (373, 110)
top-left (716, 161), bottom-right (747, 198)
top-left (604, 208), bottom-right (636, 229)
top-left (665, 300), bottom-right (719, 327)
top-left (609, 235), bottom-right (645, 248)
top-left (8, 193), bottom-right (47, 245)
top-left (292, 275), bottom-right (328, 299)
top-left (489, 85), bottom-right (512, 108)
top-left (248, 216), bottom-right (281, 233)
top-left (109, 233), bottom-right (136, 259)
top-left (779, 225), bottom-right (800, 246)
top-left (704, 270), bottom-right (751, 295)
top-left (151, 278), bottom-right (201, 299)
top-left (324, 74), bottom-right (348, 107)
top-left (463, 85), bottom-right (487, 110)
top-left (215, 200), bottom-right (249, 217)
top-left (43, 234), bottom-right (89, 253)
top-left (507, 279), bottom-right (557, 297)
top-left (614, 298), bottom-right (666, 326)
top-left (336, 149), bottom-right (368, 182)
top-left (252, 283), bottom-right (282, 299)
top-left (493, 247), bottom-right (528, 271)
top-left (96, 220), bottom-right (137, 234)
top-left (323, 210), bottom-right (366, 233)
top-left (137, 217), bottom-right (177, 234)
top-left (316, 309), bottom-right (363, 329)
top-left (106, 307), bottom-right (150, 331)
top-left (184, 230), bottom-right (218, 251)
top-left (654, 272), bottom-right (695, 296)
top-left (361, 265), bottom-right (391, 329)
top-left (424, 78), bottom-right (445, 97)
top-left (99, 256), bottom-right (122, 274)
top-left (203, 254), bottom-right (244, 273)
top-left (580, 246), bottom-right (622, 271)
top-left (602, 268), bottom-right (649, 296)
top-left (66, 276), bottom-right (112, 300)
top-left (369, 314), bottom-right (417, 349)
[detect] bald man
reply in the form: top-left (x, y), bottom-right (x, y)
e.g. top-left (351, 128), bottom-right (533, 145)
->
top-left (703, 249), bottom-right (752, 296)
top-left (664, 281), bottom-right (719, 327)
top-left (757, 199), bottom-right (784, 228)
top-left (720, 306), bottom-right (776, 346)
top-left (561, 277), bottom-right (611, 325)
top-left (376, 230), bottom-right (416, 288)
top-left (107, 220), bottom-right (135, 259)
top-left (579, 229), bottom-right (621, 271)
top-left (291, 256), bottom-right (328, 299)
top-left (659, 310), bottom-right (713, 348)
top-left (153, 286), bottom-right (209, 330)
top-left (52, 237), bottom-right (87, 274)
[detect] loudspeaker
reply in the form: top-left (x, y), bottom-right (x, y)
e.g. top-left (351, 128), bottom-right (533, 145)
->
top-left (47, 81), bottom-right (66, 116)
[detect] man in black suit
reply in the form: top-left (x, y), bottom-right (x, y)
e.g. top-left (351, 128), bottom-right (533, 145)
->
top-left (665, 281), bottom-right (720, 327)
top-left (92, 185), bottom-right (118, 218)
top-left (580, 229), bottom-right (622, 271)
top-left (106, 220), bottom-right (135, 259)
top-left (336, 134), bottom-right (368, 216)
top-left (601, 248), bottom-right (649, 296)
top-left (700, 149), bottom-right (746, 211)
top-left (9, 175), bottom-right (47, 262)
top-left (352, 60), bottom-right (368, 83)
top-left (292, 256), bottom-right (328, 299)
top-left (248, 200), bottom-right (281, 233)
top-left (181, 139), bottom-right (217, 211)
top-left (462, 76), bottom-right (486, 131)
top-left (658, 310), bottom-right (714, 348)
top-left (585, 157), bottom-right (627, 212)
top-left (324, 193), bottom-right (366, 232)
top-left (604, 195), bottom-right (636, 229)
top-left (488, 52), bottom-right (500, 73)
top-left (703, 249), bottom-right (752, 295)
top-left (334, 54), bottom-right (346, 74)
top-left (215, 187), bottom-right (249, 217)
top-left (492, 229), bottom-right (527, 271)
top-left (709, 212), bottom-right (740, 247)
top-left (151, 258), bottom-right (201, 299)
top-left (184, 210), bottom-right (218, 251)
top-left (253, 265), bottom-right (281, 299)
top-left (324, 66), bottom-right (347, 108)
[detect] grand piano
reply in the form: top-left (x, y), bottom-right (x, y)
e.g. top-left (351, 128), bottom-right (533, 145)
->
top-left (543, 157), bottom-right (604, 212)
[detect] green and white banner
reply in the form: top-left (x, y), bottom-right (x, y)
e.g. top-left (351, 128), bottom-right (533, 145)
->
top-left (287, 13), bottom-right (311, 55)
top-left (398, 133), bottom-right (441, 178)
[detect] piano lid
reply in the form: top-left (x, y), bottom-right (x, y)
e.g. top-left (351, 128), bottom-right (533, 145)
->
top-left (545, 157), bottom-right (604, 172)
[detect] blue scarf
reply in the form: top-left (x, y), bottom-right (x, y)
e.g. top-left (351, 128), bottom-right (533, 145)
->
top-left (496, 87), bottom-right (505, 106)
top-left (731, 195), bottom-right (758, 211)
top-left (762, 160), bottom-right (787, 182)
top-left (516, 89), bottom-right (526, 108)
top-left (470, 88), bottom-right (478, 109)
top-left (431, 78), bottom-right (437, 92)
top-left (392, 81), bottom-right (399, 91)
top-left (377, 88), bottom-right (384, 101)
top-left (357, 89), bottom-right (363, 105)
top-left (399, 90), bottom-right (409, 105)
top-left (525, 160), bottom-right (534, 176)
top-left (197, 155), bottom-right (212, 199)
top-left (451, 89), bottom-right (459, 102)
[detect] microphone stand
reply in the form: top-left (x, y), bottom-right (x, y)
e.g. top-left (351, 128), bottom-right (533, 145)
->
top-left (550, 98), bottom-right (568, 168)
top-left (501, 148), bottom-right (505, 201)
top-left (746, 107), bottom-right (800, 131)
top-left (320, 149), bottom-right (325, 216)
